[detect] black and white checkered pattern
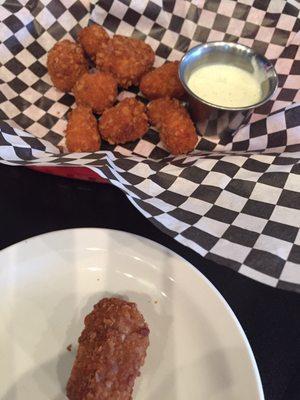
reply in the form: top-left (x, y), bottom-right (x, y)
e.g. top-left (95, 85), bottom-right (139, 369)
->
top-left (0, 0), bottom-right (300, 291)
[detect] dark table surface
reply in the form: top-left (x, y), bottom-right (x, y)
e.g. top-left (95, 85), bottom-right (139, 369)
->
top-left (1, 164), bottom-right (299, 400)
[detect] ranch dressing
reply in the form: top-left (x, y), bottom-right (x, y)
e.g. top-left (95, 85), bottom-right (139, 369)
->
top-left (187, 64), bottom-right (262, 108)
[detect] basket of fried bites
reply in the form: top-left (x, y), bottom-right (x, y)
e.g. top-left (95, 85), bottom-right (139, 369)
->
top-left (47, 23), bottom-right (198, 157)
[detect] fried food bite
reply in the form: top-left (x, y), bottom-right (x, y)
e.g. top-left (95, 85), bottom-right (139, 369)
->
top-left (148, 98), bottom-right (198, 155)
top-left (47, 40), bottom-right (88, 92)
top-left (99, 98), bottom-right (148, 144)
top-left (140, 61), bottom-right (185, 100)
top-left (147, 97), bottom-right (176, 127)
top-left (78, 24), bottom-right (110, 60)
top-left (96, 35), bottom-right (155, 88)
top-left (66, 106), bottom-right (100, 152)
top-left (73, 71), bottom-right (117, 114)
top-left (66, 297), bottom-right (150, 400)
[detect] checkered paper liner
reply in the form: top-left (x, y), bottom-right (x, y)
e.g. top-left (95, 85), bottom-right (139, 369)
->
top-left (1, 0), bottom-right (300, 292)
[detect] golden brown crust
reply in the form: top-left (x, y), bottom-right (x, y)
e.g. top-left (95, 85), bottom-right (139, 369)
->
top-left (140, 61), bottom-right (185, 100)
top-left (66, 106), bottom-right (100, 152)
top-left (47, 40), bottom-right (88, 92)
top-left (73, 71), bottom-right (118, 114)
top-left (148, 98), bottom-right (198, 155)
top-left (99, 98), bottom-right (148, 145)
top-left (95, 35), bottom-right (155, 88)
top-left (78, 24), bottom-right (110, 60)
top-left (66, 297), bottom-right (150, 400)
top-left (147, 97), bottom-right (181, 128)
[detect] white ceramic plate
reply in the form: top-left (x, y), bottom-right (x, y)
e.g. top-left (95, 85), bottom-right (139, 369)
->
top-left (0, 228), bottom-right (264, 400)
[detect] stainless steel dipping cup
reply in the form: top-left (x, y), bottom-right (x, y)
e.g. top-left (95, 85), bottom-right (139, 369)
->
top-left (179, 42), bottom-right (278, 142)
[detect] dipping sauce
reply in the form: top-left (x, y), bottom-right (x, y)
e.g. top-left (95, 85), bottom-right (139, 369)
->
top-left (187, 64), bottom-right (262, 108)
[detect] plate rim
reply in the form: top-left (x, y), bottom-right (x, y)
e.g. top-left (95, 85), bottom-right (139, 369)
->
top-left (0, 227), bottom-right (265, 399)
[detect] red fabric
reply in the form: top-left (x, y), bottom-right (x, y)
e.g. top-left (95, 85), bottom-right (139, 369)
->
top-left (29, 166), bottom-right (108, 183)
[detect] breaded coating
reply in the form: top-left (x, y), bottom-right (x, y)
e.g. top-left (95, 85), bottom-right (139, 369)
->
top-left (66, 297), bottom-right (150, 400)
top-left (99, 98), bottom-right (148, 145)
top-left (73, 71), bottom-right (118, 114)
top-left (78, 24), bottom-right (110, 60)
top-left (95, 35), bottom-right (155, 88)
top-left (47, 40), bottom-right (88, 92)
top-left (140, 61), bottom-right (185, 100)
top-left (148, 98), bottom-right (198, 155)
top-left (66, 106), bottom-right (100, 152)
top-left (147, 97), bottom-right (177, 127)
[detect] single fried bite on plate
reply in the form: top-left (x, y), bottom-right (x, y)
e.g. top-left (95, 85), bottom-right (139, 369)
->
top-left (99, 98), bottom-right (148, 145)
top-left (66, 297), bottom-right (150, 400)
top-left (47, 40), bottom-right (88, 92)
top-left (73, 71), bottom-right (118, 114)
top-left (148, 98), bottom-right (198, 155)
top-left (95, 35), bottom-right (155, 88)
top-left (78, 24), bottom-right (110, 60)
top-left (140, 61), bottom-right (185, 100)
top-left (66, 106), bottom-right (100, 152)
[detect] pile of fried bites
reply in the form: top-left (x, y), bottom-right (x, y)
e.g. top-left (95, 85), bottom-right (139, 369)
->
top-left (47, 24), bottom-right (198, 155)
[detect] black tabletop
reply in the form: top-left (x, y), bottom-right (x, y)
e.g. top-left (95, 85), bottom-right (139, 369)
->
top-left (1, 165), bottom-right (299, 400)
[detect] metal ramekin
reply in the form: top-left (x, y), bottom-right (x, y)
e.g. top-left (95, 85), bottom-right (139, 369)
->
top-left (179, 42), bottom-right (278, 142)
